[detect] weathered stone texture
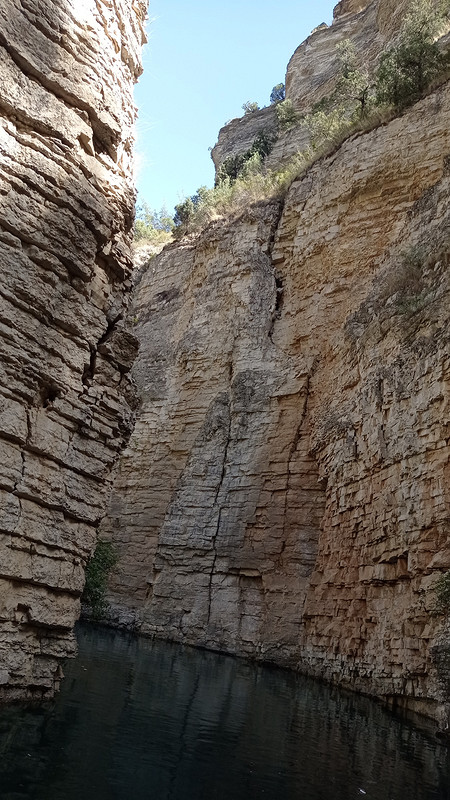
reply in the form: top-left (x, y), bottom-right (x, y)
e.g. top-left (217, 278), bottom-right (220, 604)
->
top-left (333, 1), bottom-right (371, 18)
top-left (0, 0), bottom-right (146, 698)
top-left (104, 79), bottom-right (450, 724)
top-left (270, 84), bottom-right (450, 719)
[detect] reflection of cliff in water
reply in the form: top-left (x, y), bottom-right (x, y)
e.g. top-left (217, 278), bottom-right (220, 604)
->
top-left (0, 625), bottom-right (449, 800)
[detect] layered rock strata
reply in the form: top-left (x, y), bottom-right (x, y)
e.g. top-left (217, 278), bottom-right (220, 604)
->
top-left (0, 0), bottom-right (146, 698)
top-left (103, 78), bottom-right (450, 724)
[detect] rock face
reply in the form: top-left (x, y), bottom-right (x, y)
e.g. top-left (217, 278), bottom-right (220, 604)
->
top-left (103, 68), bottom-right (450, 724)
top-left (0, 0), bottom-right (146, 698)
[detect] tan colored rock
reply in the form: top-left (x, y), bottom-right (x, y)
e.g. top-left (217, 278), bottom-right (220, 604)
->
top-left (334, 1), bottom-right (371, 20)
top-left (104, 79), bottom-right (450, 725)
top-left (0, 0), bottom-right (146, 699)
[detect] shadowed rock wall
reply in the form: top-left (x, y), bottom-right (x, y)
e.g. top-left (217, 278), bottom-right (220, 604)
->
top-left (0, 0), bottom-right (146, 698)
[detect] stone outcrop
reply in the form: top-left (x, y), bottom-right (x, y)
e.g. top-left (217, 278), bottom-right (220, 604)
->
top-left (210, 105), bottom-right (278, 180)
top-left (0, 0), bottom-right (146, 699)
top-left (103, 66), bottom-right (450, 724)
top-left (333, 1), bottom-right (371, 18)
top-left (211, 0), bottom-right (447, 180)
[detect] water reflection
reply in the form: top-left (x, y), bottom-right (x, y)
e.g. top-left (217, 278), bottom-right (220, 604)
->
top-left (0, 625), bottom-right (449, 799)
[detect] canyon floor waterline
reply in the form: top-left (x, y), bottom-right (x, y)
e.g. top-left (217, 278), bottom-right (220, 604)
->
top-left (0, 625), bottom-right (449, 800)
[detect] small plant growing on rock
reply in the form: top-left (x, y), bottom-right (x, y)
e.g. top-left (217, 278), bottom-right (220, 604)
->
top-left (216, 128), bottom-right (278, 185)
top-left (434, 570), bottom-right (450, 614)
top-left (270, 83), bottom-right (286, 103)
top-left (335, 39), bottom-right (373, 118)
top-left (276, 99), bottom-right (301, 131)
top-left (391, 246), bottom-right (430, 315)
top-left (134, 202), bottom-right (174, 245)
top-left (242, 101), bottom-right (260, 114)
top-left (304, 107), bottom-right (347, 149)
top-left (375, 0), bottom-right (448, 109)
top-left (82, 540), bottom-right (118, 621)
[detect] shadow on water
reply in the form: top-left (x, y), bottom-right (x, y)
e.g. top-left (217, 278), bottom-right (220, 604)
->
top-left (0, 624), bottom-right (449, 800)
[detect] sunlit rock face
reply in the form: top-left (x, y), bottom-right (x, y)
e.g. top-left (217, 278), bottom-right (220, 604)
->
top-left (104, 52), bottom-right (450, 727)
top-left (0, 0), bottom-right (146, 699)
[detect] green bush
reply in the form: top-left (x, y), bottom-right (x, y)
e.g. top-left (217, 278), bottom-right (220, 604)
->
top-left (335, 39), bottom-right (373, 118)
top-left (217, 128), bottom-right (278, 185)
top-left (242, 101), bottom-right (260, 114)
top-left (304, 107), bottom-right (349, 149)
top-left (270, 83), bottom-right (286, 104)
top-left (173, 151), bottom-right (309, 239)
top-left (275, 99), bottom-right (301, 131)
top-left (174, 186), bottom-right (210, 234)
top-left (134, 202), bottom-right (174, 244)
top-left (375, 0), bottom-right (448, 108)
top-left (82, 540), bottom-right (118, 621)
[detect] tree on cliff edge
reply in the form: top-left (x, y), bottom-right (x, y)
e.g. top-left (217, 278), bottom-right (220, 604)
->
top-left (376, 0), bottom-right (449, 108)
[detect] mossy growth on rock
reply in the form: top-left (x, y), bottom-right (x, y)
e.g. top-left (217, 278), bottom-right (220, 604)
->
top-left (82, 540), bottom-right (118, 621)
top-left (434, 571), bottom-right (450, 614)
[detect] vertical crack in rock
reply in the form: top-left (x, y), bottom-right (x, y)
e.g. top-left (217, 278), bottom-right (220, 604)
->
top-left (268, 199), bottom-right (287, 343)
top-left (81, 314), bottom-right (123, 388)
top-left (280, 376), bottom-right (311, 558)
top-left (207, 392), bottom-right (232, 625)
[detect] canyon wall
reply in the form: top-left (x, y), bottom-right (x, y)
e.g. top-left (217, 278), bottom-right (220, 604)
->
top-left (0, 0), bottom-right (146, 698)
top-left (103, 71), bottom-right (450, 723)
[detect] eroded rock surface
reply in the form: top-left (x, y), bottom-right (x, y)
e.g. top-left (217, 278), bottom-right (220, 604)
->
top-left (103, 77), bottom-right (450, 724)
top-left (0, 0), bottom-right (146, 699)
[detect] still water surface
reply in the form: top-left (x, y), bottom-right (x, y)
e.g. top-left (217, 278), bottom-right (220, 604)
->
top-left (0, 625), bottom-right (449, 800)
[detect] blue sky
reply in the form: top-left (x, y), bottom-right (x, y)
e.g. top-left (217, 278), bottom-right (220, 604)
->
top-left (135, 1), bottom-right (336, 215)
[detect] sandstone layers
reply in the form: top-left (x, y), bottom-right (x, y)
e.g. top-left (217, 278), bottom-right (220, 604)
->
top-left (103, 10), bottom-right (450, 722)
top-left (0, 0), bottom-right (146, 698)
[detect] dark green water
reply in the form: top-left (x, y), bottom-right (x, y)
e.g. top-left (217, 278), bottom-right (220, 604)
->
top-left (0, 625), bottom-right (449, 800)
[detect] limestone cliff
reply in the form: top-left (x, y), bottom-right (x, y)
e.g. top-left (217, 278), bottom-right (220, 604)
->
top-left (105, 107), bottom-right (450, 723)
top-left (102, 4), bottom-right (450, 726)
top-left (0, 0), bottom-right (146, 698)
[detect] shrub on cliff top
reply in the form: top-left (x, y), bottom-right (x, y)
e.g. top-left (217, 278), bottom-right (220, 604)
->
top-left (334, 39), bottom-right (373, 117)
top-left (242, 101), bottom-right (260, 114)
top-left (270, 83), bottom-right (286, 103)
top-left (216, 128), bottom-right (278, 185)
top-left (173, 151), bottom-right (308, 239)
top-left (375, 0), bottom-right (449, 108)
top-left (275, 99), bottom-right (302, 131)
top-left (134, 202), bottom-right (174, 245)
